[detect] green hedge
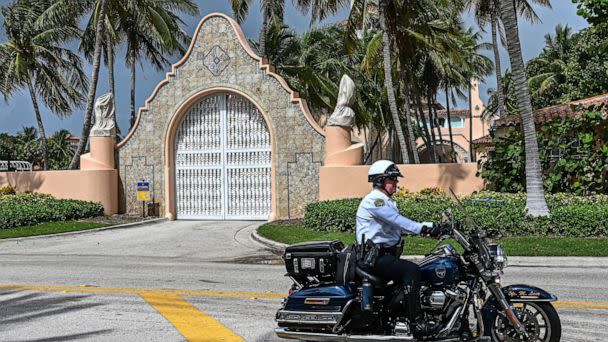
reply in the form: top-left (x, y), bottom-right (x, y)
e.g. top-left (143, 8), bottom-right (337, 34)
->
top-left (0, 193), bottom-right (104, 229)
top-left (303, 192), bottom-right (608, 237)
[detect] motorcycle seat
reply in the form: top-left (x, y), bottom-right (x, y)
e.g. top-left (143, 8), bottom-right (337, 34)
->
top-left (355, 265), bottom-right (390, 287)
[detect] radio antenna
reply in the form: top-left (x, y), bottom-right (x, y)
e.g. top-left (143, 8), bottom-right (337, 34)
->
top-left (448, 187), bottom-right (479, 231)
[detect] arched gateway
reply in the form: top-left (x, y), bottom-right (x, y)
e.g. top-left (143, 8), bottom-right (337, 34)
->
top-left (116, 13), bottom-right (325, 220)
top-left (175, 93), bottom-right (272, 219)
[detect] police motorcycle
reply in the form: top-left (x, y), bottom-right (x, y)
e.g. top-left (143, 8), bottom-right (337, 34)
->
top-left (274, 209), bottom-right (561, 341)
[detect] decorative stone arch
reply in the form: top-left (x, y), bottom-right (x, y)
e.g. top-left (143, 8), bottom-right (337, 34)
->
top-left (116, 13), bottom-right (325, 220)
top-left (164, 87), bottom-right (277, 220)
top-left (417, 140), bottom-right (470, 163)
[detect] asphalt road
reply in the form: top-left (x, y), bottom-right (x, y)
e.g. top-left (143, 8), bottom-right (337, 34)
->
top-left (0, 220), bottom-right (606, 341)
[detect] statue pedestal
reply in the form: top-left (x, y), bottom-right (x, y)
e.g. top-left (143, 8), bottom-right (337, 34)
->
top-left (80, 136), bottom-right (115, 170)
top-left (325, 126), bottom-right (364, 166)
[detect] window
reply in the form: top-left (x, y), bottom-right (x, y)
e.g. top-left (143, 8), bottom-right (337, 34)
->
top-left (433, 116), bottom-right (464, 128)
top-left (448, 116), bottom-right (465, 128)
top-left (418, 115), bottom-right (465, 129)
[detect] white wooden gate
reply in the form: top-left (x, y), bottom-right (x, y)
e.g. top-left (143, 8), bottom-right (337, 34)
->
top-left (175, 93), bottom-right (271, 220)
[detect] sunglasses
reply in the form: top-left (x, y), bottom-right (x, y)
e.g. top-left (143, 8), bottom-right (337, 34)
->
top-left (387, 176), bottom-right (399, 181)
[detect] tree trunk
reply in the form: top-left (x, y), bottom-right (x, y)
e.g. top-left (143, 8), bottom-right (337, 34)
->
top-left (469, 86), bottom-right (475, 162)
top-left (398, 56), bottom-right (420, 164)
top-left (130, 60), bottom-right (136, 129)
top-left (259, 15), bottom-right (268, 57)
top-left (403, 93), bottom-right (420, 164)
top-left (27, 78), bottom-right (48, 170)
top-left (107, 37), bottom-right (118, 134)
top-left (492, 13), bottom-right (507, 118)
top-left (378, 0), bottom-right (409, 164)
top-left (445, 86), bottom-right (456, 162)
top-left (69, 0), bottom-right (109, 170)
top-left (432, 94), bottom-right (447, 163)
top-left (416, 96), bottom-right (435, 163)
top-left (413, 103), bottom-right (429, 156)
top-left (499, 0), bottom-right (549, 217)
top-left (427, 91), bottom-right (439, 162)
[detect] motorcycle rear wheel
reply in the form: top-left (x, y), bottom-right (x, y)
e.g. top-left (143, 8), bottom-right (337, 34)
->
top-left (485, 302), bottom-right (561, 342)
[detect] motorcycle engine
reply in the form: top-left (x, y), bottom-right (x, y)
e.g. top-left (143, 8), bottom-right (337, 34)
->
top-left (422, 289), bottom-right (447, 310)
top-left (421, 287), bottom-right (465, 311)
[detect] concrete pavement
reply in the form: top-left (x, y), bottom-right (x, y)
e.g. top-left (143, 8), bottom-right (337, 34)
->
top-left (0, 220), bottom-right (606, 341)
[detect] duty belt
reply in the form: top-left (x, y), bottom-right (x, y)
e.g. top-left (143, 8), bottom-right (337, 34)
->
top-left (379, 244), bottom-right (403, 257)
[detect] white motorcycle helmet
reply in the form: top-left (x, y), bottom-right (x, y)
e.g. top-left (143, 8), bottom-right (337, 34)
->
top-left (368, 160), bottom-right (403, 186)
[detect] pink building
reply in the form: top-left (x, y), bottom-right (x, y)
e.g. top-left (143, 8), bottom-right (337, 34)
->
top-left (415, 80), bottom-right (490, 163)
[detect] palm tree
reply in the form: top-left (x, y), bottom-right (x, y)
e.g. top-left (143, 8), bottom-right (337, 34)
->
top-left (68, 0), bottom-right (109, 169)
top-left (80, 1), bottom-right (121, 134)
top-left (459, 28), bottom-right (493, 162)
top-left (465, 0), bottom-right (551, 118)
top-left (68, 0), bottom-right (198, 168)
top-left (377, 0), bottom-right (409, 163)
top-left (230, 0), bottom-right (348, 56)
top-left (527, 24), bottom-right (573, 108)
top-left (119, 0), bottom-right (198, 129)
top-left (251, 23), bottom-right (301, 70)
top-left (499, 0), bottom-right (550, 216)
top-left (15, 127), bottom-right (43, 167)
top-left (0, 0), bottom-right (88, 170)
top-left (438, 27), bottom-right (492, 162)
top-left (48, 129), bottom-right (75, 170)
top-left (482, 69), bottom-right (519, 120)
top-left (346, 0), bottom-right (413, 163)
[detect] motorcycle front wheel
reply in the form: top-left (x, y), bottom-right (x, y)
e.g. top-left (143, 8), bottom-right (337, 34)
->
top-left (486, 302), bottom-right (561, 342)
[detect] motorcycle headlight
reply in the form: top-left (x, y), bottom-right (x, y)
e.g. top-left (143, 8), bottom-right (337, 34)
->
top-left (488, 244), bottom-right (508, 270)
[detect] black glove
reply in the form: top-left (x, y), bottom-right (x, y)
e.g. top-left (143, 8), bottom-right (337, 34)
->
top-left (421, 223), bottom-right (443, 239)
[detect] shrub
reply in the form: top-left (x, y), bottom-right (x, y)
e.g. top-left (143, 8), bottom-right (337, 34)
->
top-left (302, 191), bottom-right (608, 237)
top-left (303, 198), bottom-right (360, 232)
top-left (0, 186), bottom-right (16, 196)
top-left (0, 193), bottom-right (103, 229)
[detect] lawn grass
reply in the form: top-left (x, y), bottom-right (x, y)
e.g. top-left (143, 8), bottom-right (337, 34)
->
top-left (259, 223), bottom-right (608, 257)
top-left (0, 220), bottom-right (109, 239)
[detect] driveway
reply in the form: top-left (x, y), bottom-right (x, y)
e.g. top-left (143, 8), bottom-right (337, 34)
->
top-left (0, 220), bottom-right (273, 262)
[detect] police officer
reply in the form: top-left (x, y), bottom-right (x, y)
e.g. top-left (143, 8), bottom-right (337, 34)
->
top-left (356, 160), bottom-right (444, 336)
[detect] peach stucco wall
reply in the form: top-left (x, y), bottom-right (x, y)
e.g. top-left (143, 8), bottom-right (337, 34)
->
top-left (319, 163), bottom-right (483, 200)
top-left (0, 170), bottom-right (118, 215)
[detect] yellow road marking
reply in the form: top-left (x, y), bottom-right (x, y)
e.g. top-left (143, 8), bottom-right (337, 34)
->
top-left (1, 283), bottom-right (608, 310)
top-left (0, 284), bottom-right (284, 299)
top-left (553, 301), bottom-right (608, 309)
top-left (140, 292), bottom-right (244, 342)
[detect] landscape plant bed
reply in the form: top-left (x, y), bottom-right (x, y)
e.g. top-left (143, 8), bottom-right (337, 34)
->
top-left (303, 191), bottom-right (608, 238)
top-left (0, 220), bottom-right (109, 239)
top-left (259, 221), bottom-right (608, 257)
top-left (0, 193), bottom-right (104, 229)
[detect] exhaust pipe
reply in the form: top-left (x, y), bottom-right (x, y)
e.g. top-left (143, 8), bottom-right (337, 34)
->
top-left (275, 327), bottom-right (476, 342)
top-left (275, 327), bottom-right (415, 341)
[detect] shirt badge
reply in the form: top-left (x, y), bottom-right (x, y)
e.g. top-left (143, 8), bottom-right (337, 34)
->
top-left (374, 199), bottom-right (385, 207)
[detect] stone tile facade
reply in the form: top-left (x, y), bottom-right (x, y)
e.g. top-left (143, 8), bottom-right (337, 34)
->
top-left (117, 13), bottom-right (325, 219)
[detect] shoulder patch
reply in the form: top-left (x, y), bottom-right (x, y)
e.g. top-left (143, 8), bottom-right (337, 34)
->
top-left (374, 199), bottom-right (385, 207)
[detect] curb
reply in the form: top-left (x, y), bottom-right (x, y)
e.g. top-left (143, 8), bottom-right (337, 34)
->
top-left (252, 226), bottom-right (288, 253)
top-left (251, 228), bottom-right (608, 267)
top-left (1, 217), bottom-right (168, 242)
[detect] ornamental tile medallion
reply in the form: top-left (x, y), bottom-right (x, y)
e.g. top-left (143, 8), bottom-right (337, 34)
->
top-left (203, 45), bottom-right (230, 76)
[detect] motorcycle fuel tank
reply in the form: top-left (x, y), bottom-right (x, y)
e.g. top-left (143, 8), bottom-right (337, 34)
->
top-left (419, 256), bottom-right (460, 286)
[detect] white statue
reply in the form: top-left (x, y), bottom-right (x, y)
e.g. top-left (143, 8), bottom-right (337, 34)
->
top-left (327, 75), bottom-right (356, 127)
top-left (90, 93), bottom-right (116, 137)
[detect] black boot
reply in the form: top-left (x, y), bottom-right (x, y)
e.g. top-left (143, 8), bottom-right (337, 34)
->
top-left (412, 316), bottom-right (441, 336)
top-left (403, 284), bottom-right (421, 321)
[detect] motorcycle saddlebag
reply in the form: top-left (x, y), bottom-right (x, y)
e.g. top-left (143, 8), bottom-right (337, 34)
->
top-left (277, 285), bottom-right (354, 331)
top-left (284, 240), bottom-right (345, 280)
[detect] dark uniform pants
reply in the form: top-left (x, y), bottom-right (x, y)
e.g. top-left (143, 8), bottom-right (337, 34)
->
top-left (374, 254), bottom-right (421, 319)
